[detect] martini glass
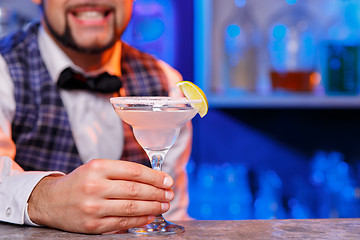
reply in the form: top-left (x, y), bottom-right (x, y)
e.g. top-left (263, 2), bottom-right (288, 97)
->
top-left (110, 96), bottom-right (200, 235)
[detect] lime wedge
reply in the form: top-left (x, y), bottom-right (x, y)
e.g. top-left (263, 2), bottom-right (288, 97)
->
top-left (176, 81), bottom-right (208, 118)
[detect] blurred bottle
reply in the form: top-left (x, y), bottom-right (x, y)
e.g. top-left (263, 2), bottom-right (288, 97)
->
top-left (192, 164), bottom-right (217, 220)
top-left (0, 7), bottom-right (19, 38)
top-left (319, 0), bottom-right (360, 95)
top-left (222, 0), bottom-right (260, 95)
top-left (267, 0), bottom-right (319, 93)
top-left (223, 164), bottom-right (253, 219)
top-left (254, 170), bottom-right (286, 219)
top-left (288, 176), bottom-right (313, 219)
top-left (310, 150), bottom-right (360, 218)
top-left (310, 150), bottom-right (332, 218)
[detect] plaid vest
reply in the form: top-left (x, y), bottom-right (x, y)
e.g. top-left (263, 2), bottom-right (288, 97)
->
top-left (0, 23), bottom-right (168, 173)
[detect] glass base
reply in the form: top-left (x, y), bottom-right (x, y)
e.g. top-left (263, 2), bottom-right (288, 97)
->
top-left (128, 215), bottom-right (185, 235)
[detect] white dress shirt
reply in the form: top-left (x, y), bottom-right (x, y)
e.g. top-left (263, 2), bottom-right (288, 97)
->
top-left (0, 26), bottom-right (192, 225)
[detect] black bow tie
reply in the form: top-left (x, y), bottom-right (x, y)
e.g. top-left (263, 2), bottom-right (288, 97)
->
top-left (57, 67), bottom-right (122, 93)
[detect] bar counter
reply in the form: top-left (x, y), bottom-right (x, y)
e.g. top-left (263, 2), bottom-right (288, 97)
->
top-left (1, 219), bottom-right (359, 239)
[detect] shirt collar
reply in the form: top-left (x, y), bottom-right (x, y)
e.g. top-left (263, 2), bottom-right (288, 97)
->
top-left (37, 25), bottom-right (122, 83)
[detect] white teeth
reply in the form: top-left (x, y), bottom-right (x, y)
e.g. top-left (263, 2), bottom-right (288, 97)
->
top-left (75, 11), bottom-right (104, 20)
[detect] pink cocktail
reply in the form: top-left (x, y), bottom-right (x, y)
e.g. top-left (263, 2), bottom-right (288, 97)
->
top-left (110, 96), bottom-right (200, 235)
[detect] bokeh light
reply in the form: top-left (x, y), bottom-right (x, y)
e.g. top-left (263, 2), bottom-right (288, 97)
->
top-left (272, 24), bottom-right (287, 40)
top-left (226, 24), bottom-right (241, 38)
top-left (235, 0), bottom-right (247, 8)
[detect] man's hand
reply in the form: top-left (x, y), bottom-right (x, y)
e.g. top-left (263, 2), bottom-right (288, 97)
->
top-left (27, 159), bottom-right (174, 234)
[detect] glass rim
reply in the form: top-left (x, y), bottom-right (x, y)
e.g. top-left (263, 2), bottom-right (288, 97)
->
top-left (110, 96), bottom-right (201, 105)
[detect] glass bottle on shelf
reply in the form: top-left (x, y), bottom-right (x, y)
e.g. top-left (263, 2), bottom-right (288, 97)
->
top-left (222, 0), bottom-right (260, 96)
top-left (319, 0), bottom-right (360, 96)
top-left (267, 0), bottom-right (319, 94)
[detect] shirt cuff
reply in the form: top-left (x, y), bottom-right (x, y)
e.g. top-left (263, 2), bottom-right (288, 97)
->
top-left (24, 203), bottom-right (37, 226)
top-left (0, 170), bottom-right (64, 225)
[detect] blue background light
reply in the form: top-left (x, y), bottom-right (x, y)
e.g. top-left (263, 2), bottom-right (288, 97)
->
top-left (235, 0), bottom-right (247, 8)
top-left (133, 17), bottom-right (165, 42)
top-left (272, 24), bottom-right (287, 40)
top-left (226, 24), bottom-right (241, 38)
top-left (286, 0), bottom-right (298, 5)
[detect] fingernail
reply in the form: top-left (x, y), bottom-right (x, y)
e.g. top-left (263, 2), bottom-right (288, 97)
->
top-left (163, 176), bottom-right (173, 188)
top-left (165, 190), bottom-right (174, 200)
top-left (161, 203), bottom-right (170, 211)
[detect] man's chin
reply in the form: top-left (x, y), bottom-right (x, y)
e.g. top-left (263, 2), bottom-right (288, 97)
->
top-left (65, 40), bottom-right (117, 54)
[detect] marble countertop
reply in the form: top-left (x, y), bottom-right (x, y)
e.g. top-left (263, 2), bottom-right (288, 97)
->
top-left (1, 219), bottom-right (359, 239)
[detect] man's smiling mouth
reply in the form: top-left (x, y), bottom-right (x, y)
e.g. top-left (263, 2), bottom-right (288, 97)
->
top-left (69, 7), bottom-right (113, 22)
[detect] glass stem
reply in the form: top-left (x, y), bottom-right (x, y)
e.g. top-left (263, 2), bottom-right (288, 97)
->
top-left (145, 150), bottom-right (171, 225)
top-left (146, 149), bottom-right (169, 171)
top-left (153, 214), bottom-right (167, 223)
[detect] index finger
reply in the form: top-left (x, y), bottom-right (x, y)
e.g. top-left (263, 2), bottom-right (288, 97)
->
top-left (88, 159), bottom-right (174, 189)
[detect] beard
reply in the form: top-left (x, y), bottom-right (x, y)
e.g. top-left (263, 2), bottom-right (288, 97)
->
top-left (43, 9), bottom-right (118, 54)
